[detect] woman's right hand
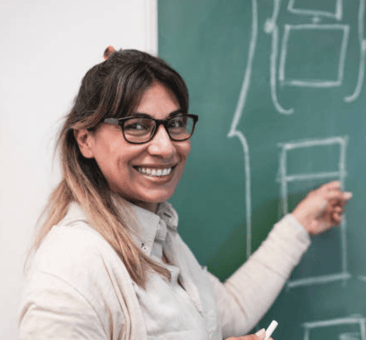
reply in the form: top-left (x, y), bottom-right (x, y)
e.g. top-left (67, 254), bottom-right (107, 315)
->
top-left (291, 180), bottom-right (352, 235)
top-left (225, 328), bottom-right (272, 340)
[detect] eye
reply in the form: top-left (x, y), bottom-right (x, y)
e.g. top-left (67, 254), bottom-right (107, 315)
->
top-left (125, 122), bottom-right (147, 131)
top-left (168, 116), bottom-right (187, 129)
top-left (124, 118), bottom-right (154, 136)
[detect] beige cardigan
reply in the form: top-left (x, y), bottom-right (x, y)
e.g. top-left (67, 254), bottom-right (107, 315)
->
top-left (19, 202), bottom-right (310, 339)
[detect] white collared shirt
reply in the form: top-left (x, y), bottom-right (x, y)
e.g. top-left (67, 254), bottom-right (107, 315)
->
top-left (132, 202), bottom-right (210, 339)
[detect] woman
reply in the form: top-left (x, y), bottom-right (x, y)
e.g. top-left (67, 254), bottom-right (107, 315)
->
top-left (19, 47), bottom-right (352, 340)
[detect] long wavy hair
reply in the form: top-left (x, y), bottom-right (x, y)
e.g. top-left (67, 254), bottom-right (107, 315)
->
top-left (30, 48), bottom-right (189, 287)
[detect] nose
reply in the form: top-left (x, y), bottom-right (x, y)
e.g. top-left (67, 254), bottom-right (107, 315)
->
top-left (147, 124), bottom-right (176, 158)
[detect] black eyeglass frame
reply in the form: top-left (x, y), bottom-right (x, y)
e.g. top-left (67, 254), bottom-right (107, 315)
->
top-left (103, 114), bottom-right (199, 144)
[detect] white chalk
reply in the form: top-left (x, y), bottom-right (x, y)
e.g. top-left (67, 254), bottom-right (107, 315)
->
top-left (264, 320), bottom-right (278, 340)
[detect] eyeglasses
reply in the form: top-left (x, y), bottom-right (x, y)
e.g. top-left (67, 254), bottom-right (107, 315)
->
top-left (103, 114), bottom-right (198, 144)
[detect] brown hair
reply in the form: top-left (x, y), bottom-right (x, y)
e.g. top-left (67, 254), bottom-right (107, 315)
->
top-left (30, 49), bottom-right (189, 287)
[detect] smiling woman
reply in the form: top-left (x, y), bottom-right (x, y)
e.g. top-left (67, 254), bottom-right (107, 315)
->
top-left (19, 48), bottom-right (352, 340)
top-left (74, 82), bottom-right (192, 212)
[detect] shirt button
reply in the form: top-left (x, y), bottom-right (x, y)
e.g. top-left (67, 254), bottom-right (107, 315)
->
top-left (141, 242), bottom-right (148, 252)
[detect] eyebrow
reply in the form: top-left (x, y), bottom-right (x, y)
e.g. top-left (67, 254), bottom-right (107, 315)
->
top-left (131, 109), bottom-right (184, 119)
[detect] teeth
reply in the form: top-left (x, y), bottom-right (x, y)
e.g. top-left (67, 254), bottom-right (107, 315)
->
top-left (137, 167), bottom-right (172, 177)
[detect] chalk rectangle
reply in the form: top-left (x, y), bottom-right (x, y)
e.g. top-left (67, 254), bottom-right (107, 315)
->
top-left (279, 25), bottom-right (349, 87)
top-left (285, 142), bottom-right (343, 177)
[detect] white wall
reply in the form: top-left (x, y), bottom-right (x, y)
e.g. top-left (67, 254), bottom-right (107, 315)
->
top-left (0, 1), bottom-right (157, 338)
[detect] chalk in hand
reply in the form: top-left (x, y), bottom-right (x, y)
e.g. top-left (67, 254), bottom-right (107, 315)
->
top-left (264, 320), bottom-right (278, 340)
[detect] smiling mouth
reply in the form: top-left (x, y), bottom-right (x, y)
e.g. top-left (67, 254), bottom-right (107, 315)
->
top-left (135, 166), bottom-right (174, 177)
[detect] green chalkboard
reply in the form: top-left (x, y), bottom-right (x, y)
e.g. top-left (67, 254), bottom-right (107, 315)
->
top-left (159, 0), bottom-right (366, 339)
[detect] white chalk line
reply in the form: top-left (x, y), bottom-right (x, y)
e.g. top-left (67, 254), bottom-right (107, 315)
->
top-left (357, 276), bottom-right (366, 282)
top-left (361, 321), bottom-right (366, 340)
top-left (287, 0), bottom-right (343, 20)
top-left (345, 0), bottom-right (366, 102)
top-left (279, 146), bottom-right (288, 214)
top-left (228, 0), bottom-right (258, 259)
top-left (287, 272), bottom-right (351, 288)
top-left (279, 136), bottom-right (348, 150)
top-left (303, 315), bottom-right (366, 329)
top-left (279, 171), bottom-right (345, 183)
top-left (266, 0), bottom-right (294, 114)
top-left (283, 79), bottom-right (342, 87)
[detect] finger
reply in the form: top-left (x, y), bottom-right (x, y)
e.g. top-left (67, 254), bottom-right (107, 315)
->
top-left (329, 199), bottom-right (344, 207)
top-left (326, 201), bottom-right (344, 212)
top-left (327, 204), bottom-right (344, 219)
top-left (325, 190), bottom-right (352, 202)
top-left (331, 211), bottom-right (344, 223)
top-left (333, 206), bottom-right (344, 213)
top-left (319, 180), bottom-right (342, 191)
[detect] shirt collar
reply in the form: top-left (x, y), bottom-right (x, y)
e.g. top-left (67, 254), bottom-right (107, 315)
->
top-left (131, 201), bottom-right (178, 257)
top-left (156, 201), bottom-right (179, 231)
top-left (62, 201), bottom-right (178, 258)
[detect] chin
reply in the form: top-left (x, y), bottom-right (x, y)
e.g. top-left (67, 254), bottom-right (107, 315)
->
top-left (144, 190), bottom-right (175, 205)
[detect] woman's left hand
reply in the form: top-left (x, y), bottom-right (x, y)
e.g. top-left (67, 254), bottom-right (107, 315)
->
top-left (291, 181), bottom-right (352, 235)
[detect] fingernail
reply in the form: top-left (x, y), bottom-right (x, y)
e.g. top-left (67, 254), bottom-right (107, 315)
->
top-left (344, 192), bottom-right (353, 199)
top-left (255, 328), bottom-right (265, 337)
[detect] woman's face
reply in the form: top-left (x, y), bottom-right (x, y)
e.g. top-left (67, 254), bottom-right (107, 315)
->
top-left (76, 82), bottom-right (191, 212)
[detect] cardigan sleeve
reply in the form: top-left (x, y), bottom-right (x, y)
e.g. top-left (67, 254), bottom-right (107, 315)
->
top-left (19, 271), bottom-right (108, 340)
top-left (208, 214), bottom-right (311, 338)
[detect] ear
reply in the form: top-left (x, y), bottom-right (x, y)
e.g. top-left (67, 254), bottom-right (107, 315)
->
top-left (74, 128), bottom-right (95, 159)
top-left (103, 46), bottom-right (116, 60)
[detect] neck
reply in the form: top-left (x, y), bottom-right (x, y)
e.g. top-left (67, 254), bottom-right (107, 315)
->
top-left (131, 200), bottom-right (158, 213)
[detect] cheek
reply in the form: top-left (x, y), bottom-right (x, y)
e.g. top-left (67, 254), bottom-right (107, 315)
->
top-left (180, 141), bottom-right (191, 159)
top-left (93, 144), bottom-right (128, 181)
top-left (176, 142), bottom-right (191, 174)
top-left (95, 155), bottom-right (132, 193)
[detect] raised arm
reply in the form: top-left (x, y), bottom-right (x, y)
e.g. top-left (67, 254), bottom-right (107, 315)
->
top-left (209, 181), bottom-right (351, 338)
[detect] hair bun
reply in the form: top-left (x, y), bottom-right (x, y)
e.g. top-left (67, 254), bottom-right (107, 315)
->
top-left (103, 46), bottom-right (116, 60)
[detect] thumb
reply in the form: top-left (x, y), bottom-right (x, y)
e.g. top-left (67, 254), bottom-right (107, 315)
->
top-left (255, 328), bottom-right (266, 339)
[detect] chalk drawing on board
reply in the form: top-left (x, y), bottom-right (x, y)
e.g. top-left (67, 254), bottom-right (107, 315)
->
top-left (228, 0), bottom-right (258, 259)
top-left (279, 24), bottom-right (349, 88)
top-left (267, 0), bottom-right (366, 112)
top-left (357, 276), bottom-right (366, 284)
top-left (277, 136), bottom-right (350, 288)
top-left (302, 316), bottom-right (366, 340)
top-left (265, 0), bottom-right (294, 114)
top-left (345, 0), bottom-right (366, 102)
top-left (287, 0), bottom-right (343, 20)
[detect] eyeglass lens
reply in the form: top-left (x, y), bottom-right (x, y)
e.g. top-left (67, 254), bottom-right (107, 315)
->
top-left (123, 116), bottom-right (194, 143)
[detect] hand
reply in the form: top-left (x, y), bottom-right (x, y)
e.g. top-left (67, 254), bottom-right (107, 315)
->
top-left (225, 328), bottom-right (272, 340)
top-left (292, 181), bottom-right (352, 235)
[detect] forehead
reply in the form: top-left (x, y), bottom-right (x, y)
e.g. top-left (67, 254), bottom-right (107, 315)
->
top-left (135, 83), bottom-right (180, 118)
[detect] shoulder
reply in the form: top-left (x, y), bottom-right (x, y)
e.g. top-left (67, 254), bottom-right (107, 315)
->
top-left (27, 203), bottom-right (130, 300)
top-left (34, 204), bottom-right (114, 273)
top-left (20, 204), bottom-right (134, 338)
